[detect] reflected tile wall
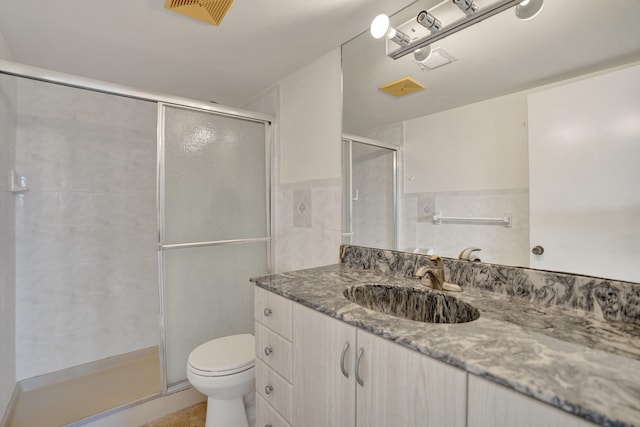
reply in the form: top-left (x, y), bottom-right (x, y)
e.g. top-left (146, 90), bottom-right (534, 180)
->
top-left (14, 78), bottom-right (159, 380)
top-left (400, 189), bottom-right (530, 266)
top-left (0, 72), bottom-right (17, 415)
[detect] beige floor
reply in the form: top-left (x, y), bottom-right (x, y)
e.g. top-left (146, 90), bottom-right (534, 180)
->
top-left (141, 402), bottom-right (206, 427)
top-left (7, 348), bottom-right (161, 427)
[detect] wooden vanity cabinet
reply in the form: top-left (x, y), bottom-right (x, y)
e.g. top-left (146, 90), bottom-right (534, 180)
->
top-left (255, 287), bottom-right (467, 427)
top-left (467, 375), bottom-right (596, 427)
top-left (256, 287), bottom-right (595, 427)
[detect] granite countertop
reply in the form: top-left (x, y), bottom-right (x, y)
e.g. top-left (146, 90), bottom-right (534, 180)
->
top-left (252, 264), bottom-right (640, 427)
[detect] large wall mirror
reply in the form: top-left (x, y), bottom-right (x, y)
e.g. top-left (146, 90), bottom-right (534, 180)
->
top-left (342, 0), bottom-right (640, 282)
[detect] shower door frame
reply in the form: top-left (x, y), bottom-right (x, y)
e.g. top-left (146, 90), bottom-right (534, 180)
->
top-left (156, 102), bottom-right (272, 393)
top-left (0, 59), bottom-right (274, 401)
top-left (342, 133), bottom-right (399, 250)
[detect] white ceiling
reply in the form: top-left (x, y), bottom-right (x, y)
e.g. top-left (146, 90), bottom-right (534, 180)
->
top-left (0, 0), bottom-right (410, 106)
top-left (343, 0), bottom-right (640, 134)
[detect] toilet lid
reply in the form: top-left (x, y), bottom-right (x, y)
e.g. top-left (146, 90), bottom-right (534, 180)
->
top-left (188, 334), bottom-right (255, 375)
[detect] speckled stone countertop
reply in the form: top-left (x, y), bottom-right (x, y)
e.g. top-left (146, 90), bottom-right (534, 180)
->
top-left (252, 263), bottom-right (640, 427)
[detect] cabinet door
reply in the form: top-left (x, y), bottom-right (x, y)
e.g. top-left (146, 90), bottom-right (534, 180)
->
top-left (292, 303), bottom-right (357, 427)
top-left (468, 375), bottom-right (595, 427)
top-left (356, 330), bottom-right (466, 427)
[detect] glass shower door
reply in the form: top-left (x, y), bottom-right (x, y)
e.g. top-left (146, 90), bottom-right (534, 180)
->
top-left (342, 137), bottom-right (397, 250)
top-left (159, 104), bottom-right (270, 389)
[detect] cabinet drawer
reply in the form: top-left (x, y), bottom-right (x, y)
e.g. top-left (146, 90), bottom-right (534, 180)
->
top-left (256, 394), bottom-right (291, 427)
top-left (256, 359), bottom-right (292, 423)
top-left (255, 321), bottom-right (292, 382)
top-left (255, 286), bottom-right (292, 340)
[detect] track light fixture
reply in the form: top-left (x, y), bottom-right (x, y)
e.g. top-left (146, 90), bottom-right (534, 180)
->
top-left (370, 14), bottom-right (411, 46)
top-left (371, 0), bottom-right (545, 61)
top-left (417, 10), bottom-right (442, 32)
top-left (453, 0), bottom-right (480, 17)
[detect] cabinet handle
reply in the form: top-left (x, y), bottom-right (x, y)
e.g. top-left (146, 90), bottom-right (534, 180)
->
top-left (263, 308), bottom-right (272, 317)
top-left (340, 341), bottom-right (350, 378)
top-left (355, 347), bottom-right (365, 387)
top-left (265, 385), bottom-right (273, 395)
top-left (264, 346), bottom-right (273, 356)
top-left (265, 425), bottom-right (273, 427)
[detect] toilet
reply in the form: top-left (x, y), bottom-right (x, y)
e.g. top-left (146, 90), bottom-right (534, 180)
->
top-left (187, 334), bottom-right (255, 427)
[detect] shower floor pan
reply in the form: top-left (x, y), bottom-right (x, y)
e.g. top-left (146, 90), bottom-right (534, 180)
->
top-left (5, 346), bottom-right (161, 427)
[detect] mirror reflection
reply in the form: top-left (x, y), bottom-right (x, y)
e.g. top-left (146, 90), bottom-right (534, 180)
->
top-left (342, 0), bottom-right (640, 282)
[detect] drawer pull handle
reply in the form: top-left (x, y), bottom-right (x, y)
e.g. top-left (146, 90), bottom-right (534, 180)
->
top-left (263, 308), bottom-right (272, 317)
top-left (340, 341), bottom-right (350, 378)
top-left (355, 347), bottom-right (365, 387)
top-left (265, 425), bottom-right (273, 427)
top-left (264, 346), bottom-right (273, 356)
top-left (265, 385), bottom-right (274, 395)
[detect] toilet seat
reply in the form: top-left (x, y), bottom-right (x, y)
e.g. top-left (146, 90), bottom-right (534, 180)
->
top-left (188, 334), bottom-right (255, 377)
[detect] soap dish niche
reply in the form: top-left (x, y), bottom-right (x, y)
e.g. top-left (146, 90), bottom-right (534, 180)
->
top-left (10, 170), bottom-right (29, 193)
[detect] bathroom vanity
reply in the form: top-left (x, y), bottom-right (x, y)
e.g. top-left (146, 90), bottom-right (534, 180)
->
top-left (252, 245), bottom-right (640, 427)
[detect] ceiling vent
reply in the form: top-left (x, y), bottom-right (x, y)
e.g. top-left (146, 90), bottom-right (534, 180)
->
top-left (415, 47), bottom-right (458, 71)
top-left (164, 0), bottom-right (235, 26)
top-left (379, 76), bottom-right (425, 97)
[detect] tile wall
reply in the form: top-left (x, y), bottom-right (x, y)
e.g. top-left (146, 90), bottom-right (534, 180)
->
top-left (13, 78), bottom-right (160, 380)
top-left (243, 49), bottom-right (343, 273)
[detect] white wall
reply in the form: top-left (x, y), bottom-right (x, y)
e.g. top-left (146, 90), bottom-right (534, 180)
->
top-left (280, 50), bottom-right (342, 184)
top-left (244, 49), bottom-right (343, 272)
top-left (14, 79), bottom-right (159, 379)
top-left (528, 62), bottom-right (640, 282)
top-left (0, 30), bottom-right (17, 418)
top-left (404, 92), bottom-right (529, 193)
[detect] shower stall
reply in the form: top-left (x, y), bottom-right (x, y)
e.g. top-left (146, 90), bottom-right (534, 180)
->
top-left (342, 134), bottom-right (397, 250)
top-left (0, 61), bottom-right (271, 425)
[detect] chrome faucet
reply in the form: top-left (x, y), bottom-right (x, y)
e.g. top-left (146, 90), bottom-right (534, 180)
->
top-left (414, 255), bottom-right (445, 290)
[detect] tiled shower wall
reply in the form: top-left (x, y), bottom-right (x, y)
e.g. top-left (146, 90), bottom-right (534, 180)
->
top-left (14, 78), bottom-right (160, 380)
top-left (0, 71), bottom-right (17, 414)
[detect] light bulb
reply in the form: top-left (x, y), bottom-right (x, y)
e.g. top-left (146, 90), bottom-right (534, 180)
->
top-left (413, 46), bottom-right (432, 63)
top-left (370, 14), bottom-right (391, 39)
top-left (515, 0), bottom-right (543, 20)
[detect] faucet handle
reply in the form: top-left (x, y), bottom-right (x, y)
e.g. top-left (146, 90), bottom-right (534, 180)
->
top-left (429, 255), bottom-right (443, 269)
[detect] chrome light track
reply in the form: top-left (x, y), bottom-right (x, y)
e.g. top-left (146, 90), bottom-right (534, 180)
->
top-left (389, 0), bottom-right (523, 60)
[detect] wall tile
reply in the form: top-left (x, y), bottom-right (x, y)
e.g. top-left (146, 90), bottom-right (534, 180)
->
top-left (14, 77), bottom-right (159, 380)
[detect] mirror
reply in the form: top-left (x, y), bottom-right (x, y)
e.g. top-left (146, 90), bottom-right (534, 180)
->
top-left (342, 0), bottom-right (640, 282)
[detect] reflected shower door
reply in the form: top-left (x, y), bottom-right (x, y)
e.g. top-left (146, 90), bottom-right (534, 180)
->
top-left (342, 138), bottom-right (397, 249)
top-left (160, 104), bottom-right (270, 389)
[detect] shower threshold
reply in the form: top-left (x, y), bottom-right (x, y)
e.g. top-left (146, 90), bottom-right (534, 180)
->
top-left (5, 346), bottom-right (161, 427)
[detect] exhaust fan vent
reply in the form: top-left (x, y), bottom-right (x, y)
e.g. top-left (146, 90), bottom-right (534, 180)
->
top-left (379, 76), bottom-right (425, 97)
top-left (415, 47), bottom-right (458, 71)
top-left (165, 0), bottom-right (235, 26)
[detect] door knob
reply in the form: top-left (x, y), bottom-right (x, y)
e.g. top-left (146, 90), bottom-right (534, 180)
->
top-left (532, 245), bottom-right (544, 255)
